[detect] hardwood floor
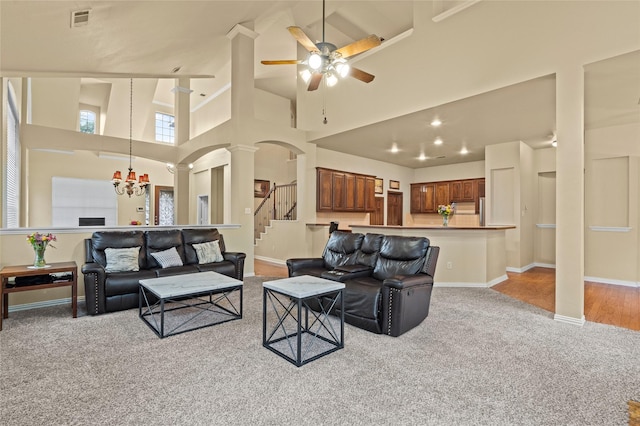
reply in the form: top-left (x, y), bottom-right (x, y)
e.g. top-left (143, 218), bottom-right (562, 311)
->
top-left (255, 260), bottom-right (639, 331)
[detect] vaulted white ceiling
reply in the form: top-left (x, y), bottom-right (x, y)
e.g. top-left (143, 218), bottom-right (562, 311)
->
top-left (1, 1), bottom-right (638, 168)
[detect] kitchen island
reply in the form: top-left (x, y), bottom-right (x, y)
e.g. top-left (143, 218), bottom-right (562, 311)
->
top-left (349, 225), bottom-right (516, 287)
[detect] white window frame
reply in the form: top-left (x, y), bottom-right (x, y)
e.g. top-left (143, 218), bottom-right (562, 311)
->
top-left (4, 82), bottom-right (20, 228)
top-left (155, 112), bottom-right (175, 143)
top-left (79, 109), bottom-right (97, 134)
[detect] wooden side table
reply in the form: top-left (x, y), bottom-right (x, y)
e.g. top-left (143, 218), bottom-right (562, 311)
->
top-left (0, 261), bottom-right (77, 331)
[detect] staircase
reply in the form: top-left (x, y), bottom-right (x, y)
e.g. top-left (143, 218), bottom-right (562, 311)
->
top-left (254, 182), bottom-right (297, 242)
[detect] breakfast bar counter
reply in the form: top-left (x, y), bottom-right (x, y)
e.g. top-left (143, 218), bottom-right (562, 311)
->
top-left (349, 225), bottom-right (516, 287)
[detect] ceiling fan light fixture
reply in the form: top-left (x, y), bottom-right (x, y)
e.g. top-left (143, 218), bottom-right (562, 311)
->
top-left (308, 52), bottom-right (323, 70)
top-left (300, 69), bottom-right (312, 83)
top-left (335, 60), bottom-right (350, 78)
top-left (326, 72), bottom-right (338, 87)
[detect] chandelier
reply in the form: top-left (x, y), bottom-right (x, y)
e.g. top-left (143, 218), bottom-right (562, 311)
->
top-left (112, 78), bottom-right (150, 197)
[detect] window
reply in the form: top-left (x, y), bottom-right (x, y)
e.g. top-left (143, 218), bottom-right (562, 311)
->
top-left (155, 112), bottom-right (175, 143)
top-left (79, 110), bottom-right (96, 134)
top-left (4, 82), bottom-right (20, 228)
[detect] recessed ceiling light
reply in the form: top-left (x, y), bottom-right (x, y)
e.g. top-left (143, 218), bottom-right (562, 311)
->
top-left (418, 153), bottom-right (427, 161)
top-left (430, 119), bottom-right (442, 127)
top-left (390, 144), bottom-right (399, 153)
top-left (460, 147), bottom-right (469, 155)
top-left (434, 137), bottom-right (443, 145)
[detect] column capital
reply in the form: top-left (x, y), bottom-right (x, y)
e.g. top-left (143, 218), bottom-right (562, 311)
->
top-left (226, 24), bottom-right (259, 40)
top-left (226, 144), bottom-right (259, 154)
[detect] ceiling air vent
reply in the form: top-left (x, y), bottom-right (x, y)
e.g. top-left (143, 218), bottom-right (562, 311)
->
top-left (70, 9), bottom-right (90, 28)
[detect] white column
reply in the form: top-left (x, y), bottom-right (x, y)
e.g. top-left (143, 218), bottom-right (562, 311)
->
top-left (554, 64), bottom-right (585, 325)
top-left (173, 164), bottom-right (191, 225)
top-left (172, 78), bottom-right (192, 224)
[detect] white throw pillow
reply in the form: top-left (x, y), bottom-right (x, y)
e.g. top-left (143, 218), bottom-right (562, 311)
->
top-left (104, 247), bottom-right (141, 272)
top-left (193, 240), bottom-right (224, 264)
top-left (150, 247), bottom-right (183, 268)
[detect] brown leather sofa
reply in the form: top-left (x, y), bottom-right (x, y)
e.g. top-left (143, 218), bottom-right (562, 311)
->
top-left (286, 231), bottom-right (439, 337)
top-left (82, 228), bottom-right (245, 315)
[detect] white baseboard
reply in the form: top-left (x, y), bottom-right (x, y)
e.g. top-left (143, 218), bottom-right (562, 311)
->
top-left (506, 264), bottom-right (536, 273)
top-left (554, 314), bottom-right (586, 326)
top-left (8, 296), bottom-right (85, 313)
top-left (435, 275), bottom-right (507, 288)
top-left (534, 262), bottom-right (556, 269)
top-left (584, 276), bottom-right (639, 288)
top-left (254, 255), bottom-right (286, 266)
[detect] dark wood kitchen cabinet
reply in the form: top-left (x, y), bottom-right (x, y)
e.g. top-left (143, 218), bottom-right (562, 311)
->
top-left (316, 168), bottom-right (376, 212)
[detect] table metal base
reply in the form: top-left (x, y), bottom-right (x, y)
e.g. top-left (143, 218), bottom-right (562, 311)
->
top-left (263, 287), bottom-right (344, 367)
top-left (139, 285), bottom-right (242, 338)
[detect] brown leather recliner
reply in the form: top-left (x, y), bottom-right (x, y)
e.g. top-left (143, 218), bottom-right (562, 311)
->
top-left (287, 231), bottom-right (439, 337)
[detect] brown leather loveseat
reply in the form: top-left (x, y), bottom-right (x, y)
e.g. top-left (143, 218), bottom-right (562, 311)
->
top-left (286, 231), bottom-right (439, 337)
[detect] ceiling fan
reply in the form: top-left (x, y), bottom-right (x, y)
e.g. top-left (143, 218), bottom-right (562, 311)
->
top-left (261, 0), bottom-right (382, 91)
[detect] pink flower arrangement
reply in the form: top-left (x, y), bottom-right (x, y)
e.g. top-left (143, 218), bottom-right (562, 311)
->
top-left (27, 232), bottom-right (57, 250)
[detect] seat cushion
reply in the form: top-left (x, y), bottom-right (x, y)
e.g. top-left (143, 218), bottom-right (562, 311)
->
top-left (196, 261), bottom-right (236, 277)
top-left (105, 270), bottom-right (157, 297)
top-left (154, 265), bottom-right (199, 277)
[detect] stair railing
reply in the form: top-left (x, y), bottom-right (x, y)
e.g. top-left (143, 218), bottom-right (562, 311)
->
top-left (254, 182), bottom-right (297, 241)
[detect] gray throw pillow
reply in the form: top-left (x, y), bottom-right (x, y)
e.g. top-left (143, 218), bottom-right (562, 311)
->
top-left (193, 240), bottom-right (224, 264)
top-left (150, 247), bottom-right (183, 268)
top-left (104, 247), bottom-right (141, 272)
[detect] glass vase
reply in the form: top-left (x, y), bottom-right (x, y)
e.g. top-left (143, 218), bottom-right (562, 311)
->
top-left (442, 215), bottom-right (449, 227)
top-left (33, 245), bottom-right (47, 268)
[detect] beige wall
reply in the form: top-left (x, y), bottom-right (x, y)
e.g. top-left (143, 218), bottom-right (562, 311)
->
top-left (26, 149), bottom-right (174, 227)
top-left (585, 123), bottom-right (640, 285)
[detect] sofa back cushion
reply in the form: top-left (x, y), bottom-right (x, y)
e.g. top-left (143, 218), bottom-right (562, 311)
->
top-left (182, 228), bottom-right (224, 265)
top-left (373, 235), bottom-right (430, 280)
top-left (91, 231), bottom-right (146, 270)
top-left (145, 230), bottom-right (185, 269)
top-left (355, 233), bottom-right (384, 267)
top-left (323, 231), bottom-right (364, 269)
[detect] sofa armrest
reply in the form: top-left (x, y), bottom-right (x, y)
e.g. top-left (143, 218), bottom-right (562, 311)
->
top-left (382, 273), bottom-right (435, 337)
top-left (286, 258), bottom-right (324, 276)
top-left (383, 273), bottom-right (434, 290)
top-left (223, 252), bottom-right (246, 280)
top-left (422, 246), bottom-right (440, 278)
top-left (81, 262), bottom-right (107, 315)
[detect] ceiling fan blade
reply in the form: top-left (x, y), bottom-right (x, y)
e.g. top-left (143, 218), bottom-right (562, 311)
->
top-left (335, 35), bottom-right (381, 58)
top-left (287, 26), bottom-right (318, 52)
top-left (349, 67), bottom-right (375, 83)
top-left (261, 60), bottom-right (302, 65)
top-left (308, 73), bottom-right (323, 91)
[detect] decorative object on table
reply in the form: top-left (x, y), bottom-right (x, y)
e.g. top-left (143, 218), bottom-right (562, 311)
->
top-left (630, 400), bottom-right (640, 426)
top-left (389, 180), bottom-right (400, 190)
top-left (437, 204), bottom-right (454, 227)
top-left (374, 178), bottom-right (383, 194)
top-left (254, 179), bottom-right (270, 198)
top-left (27, 232), bottom-right (56, 268)
top-left (111, 78), bottom-right (150, 197)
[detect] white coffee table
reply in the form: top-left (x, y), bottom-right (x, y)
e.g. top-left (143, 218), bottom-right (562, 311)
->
top-left (139, 271), bottom-right (243, 338)
top-left (262, 275), bottom-right (345, 367)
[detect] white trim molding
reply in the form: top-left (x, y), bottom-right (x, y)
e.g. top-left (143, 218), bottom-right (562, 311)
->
top-left (535, 223), bottom-right (556, 229)
top-left (588, 226), bottom-right (632, 232)
top-left (554, 314), bottom-right (586, 326)
top-left (435, 274), bottom-right (508, 288)
top-left (507, 264), bottom-right (536, 273)
top-left (254, 255), bottom-right (286, 266)
top-left (7, 296), bottom-right (85, 313)
top-left (585, 276), bottom-right (639, 288)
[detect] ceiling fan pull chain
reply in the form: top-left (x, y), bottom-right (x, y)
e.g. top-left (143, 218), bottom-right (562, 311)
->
top-left (322, 82), bottom-right (328, 124)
